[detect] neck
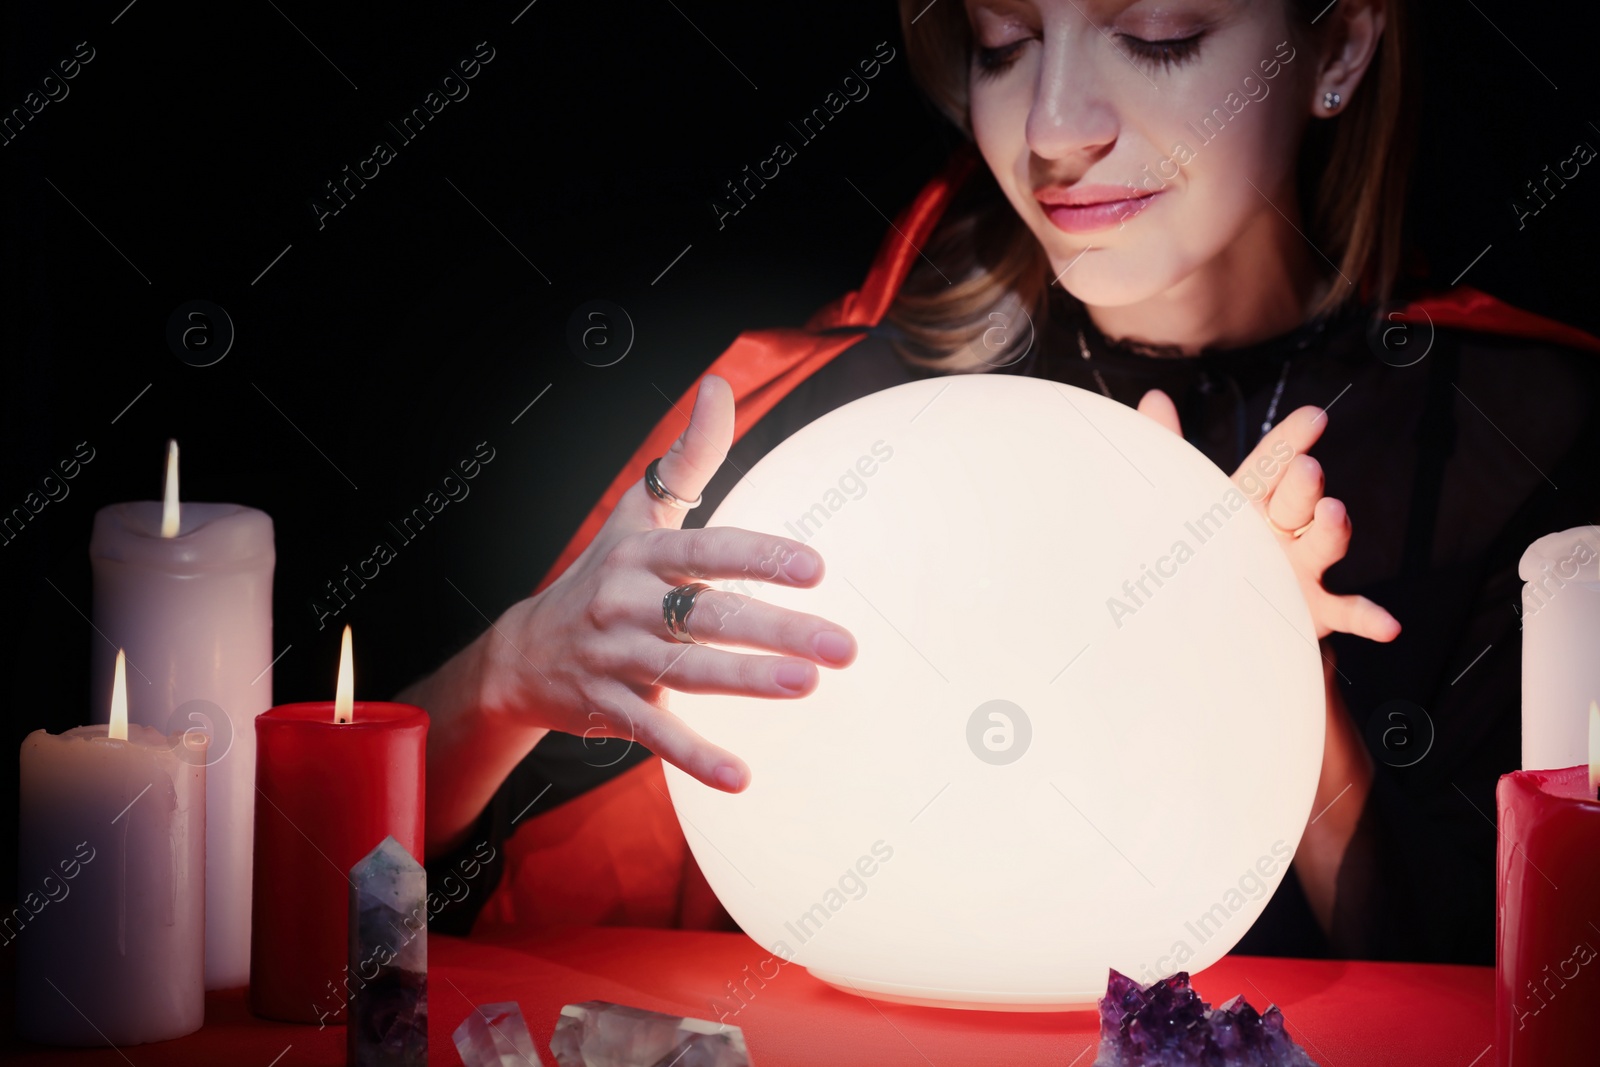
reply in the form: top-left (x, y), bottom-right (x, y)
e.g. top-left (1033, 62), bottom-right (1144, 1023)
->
top-left (1083, 188), bottom-right (1337, 357)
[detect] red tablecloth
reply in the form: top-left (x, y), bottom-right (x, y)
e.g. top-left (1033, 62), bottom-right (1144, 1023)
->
top-left (4, 927), bottom-right (1493, 1066)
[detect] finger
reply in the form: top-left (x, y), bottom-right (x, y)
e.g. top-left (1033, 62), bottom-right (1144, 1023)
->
top-left (1313, 589), bottom-right (1402, 643)
top-left (1297, 498), bottom-right (1401, 642)
top-left (596, 689), bottom-right (751, 792)
top-left (1265, 455), bottom-right (1323, 534)
top-left (1295, 495), bottom-right (1350, 572)
top-left (637, 641), bottom-right (823, 698)
top-left (616, 373), bottom-right (736, 533)
top-left (1137, 389), bottom-right (1182, 436)
top-left (1233, 404), bottom-right (1326, 500)
top-left (642, 587), bottom-right (856, 663)
top-left (639, 526), bottom-right (825, 587)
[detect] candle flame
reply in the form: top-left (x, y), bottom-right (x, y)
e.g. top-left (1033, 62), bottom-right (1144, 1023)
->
top-left (1590, 700), bottom-right (1599, 796)
top-left (110, 649), bottom-right (129, 741)
top-left (160, 439), bottom-right (180, 538)
top-left (334, 625), bottom-right (354, 724)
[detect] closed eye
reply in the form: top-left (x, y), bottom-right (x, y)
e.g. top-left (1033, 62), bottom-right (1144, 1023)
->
top-left (975, 39), bottom-right (1030, 79)
top-left (1118, 32), bottom-right (1205, 71)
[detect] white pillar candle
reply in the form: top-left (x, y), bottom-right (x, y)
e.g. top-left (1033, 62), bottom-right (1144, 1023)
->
top-left (1519, 525), bottom-right (1600, 769)
top-left (17, 652), bottom-right (206, 1045)
top-left (89, 446), bottom-right (274, 990)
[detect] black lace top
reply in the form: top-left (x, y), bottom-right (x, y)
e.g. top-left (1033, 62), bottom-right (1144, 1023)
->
top-left (436, 291), bottom-right (1600, 966)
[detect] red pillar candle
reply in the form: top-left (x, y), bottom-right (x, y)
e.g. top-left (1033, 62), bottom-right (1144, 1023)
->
top-left (249, 627), bottom-right (427, 1023)
top-left (1495, 756), bottom-right (1600, 1063)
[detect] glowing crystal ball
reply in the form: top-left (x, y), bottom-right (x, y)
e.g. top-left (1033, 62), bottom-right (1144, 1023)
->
top-left (663, 374), bottom-right (1325, 1010)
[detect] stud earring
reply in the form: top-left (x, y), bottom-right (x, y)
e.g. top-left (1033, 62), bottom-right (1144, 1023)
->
top-left (1323, 90), bottom-right (1342, 111)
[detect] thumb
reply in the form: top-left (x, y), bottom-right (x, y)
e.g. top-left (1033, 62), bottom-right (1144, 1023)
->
top-left (1137, 388), bottom-right (1182, 436)
top-left (616, 372), bottom-right (736, 532)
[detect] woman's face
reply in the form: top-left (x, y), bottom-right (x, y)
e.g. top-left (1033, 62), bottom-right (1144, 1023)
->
top-left (964, 0), bottom-right (1316, 308)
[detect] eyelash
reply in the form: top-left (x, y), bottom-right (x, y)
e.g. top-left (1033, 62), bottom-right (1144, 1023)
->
top-left (1119, 32), bottom-right (1205, 71)
top-left (974, 40), bottom-right (1026, 79)
top-left (973, 31), bottom-right (1205, 78)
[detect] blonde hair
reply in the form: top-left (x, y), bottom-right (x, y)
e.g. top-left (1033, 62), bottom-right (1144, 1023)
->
top-left (889, 0), bottom-right (1415, 370)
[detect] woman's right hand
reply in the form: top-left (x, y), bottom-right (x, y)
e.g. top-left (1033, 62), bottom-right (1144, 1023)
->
top-left (478, 373), bottom-right (858, 794)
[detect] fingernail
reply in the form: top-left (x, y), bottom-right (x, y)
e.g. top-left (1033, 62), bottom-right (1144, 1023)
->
top-left (776, 660), bottom-right (813, 691)
top-left (715, 764), bottom-right (744, 790)
top-left (784, 551), bottom-right (818, 581)
top-left (813, 630), bottom-right (853, 664)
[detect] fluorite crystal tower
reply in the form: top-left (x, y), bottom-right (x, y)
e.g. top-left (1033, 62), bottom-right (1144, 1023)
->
top-left (1094, 970), bottom-right (1318, 1067)
top-left (348, 836), bottom-right (428, 1066)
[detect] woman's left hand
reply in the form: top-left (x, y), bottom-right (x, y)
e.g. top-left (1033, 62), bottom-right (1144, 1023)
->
top-left (1136, 389), bottom-right (1402, 644)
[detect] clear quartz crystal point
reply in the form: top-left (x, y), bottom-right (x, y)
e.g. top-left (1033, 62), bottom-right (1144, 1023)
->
top-left (549, 1000), bottom-right (751, 1067)
top-left (452, 1002), bottom-right (545, 1067)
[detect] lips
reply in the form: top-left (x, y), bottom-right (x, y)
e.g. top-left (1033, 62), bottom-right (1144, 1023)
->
top-left (1035, 184), bottom-right (1162, 235)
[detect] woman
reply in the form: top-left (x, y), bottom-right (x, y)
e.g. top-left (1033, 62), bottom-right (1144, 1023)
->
top-left (406, 0), bottom-right (1600, 963)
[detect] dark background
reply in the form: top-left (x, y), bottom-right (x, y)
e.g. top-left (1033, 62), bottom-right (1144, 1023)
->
top-left (2, 0), bottom-right (1597, 934)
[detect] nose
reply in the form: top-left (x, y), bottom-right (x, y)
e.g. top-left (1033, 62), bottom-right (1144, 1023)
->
top-left (1024, 28), bottom-right (1119, 163)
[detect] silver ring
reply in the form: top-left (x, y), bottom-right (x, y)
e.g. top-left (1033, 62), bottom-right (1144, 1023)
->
top-left (663, 582), bottom-right (713, 644)
top-left (645, 457), bottom-right (702, 510)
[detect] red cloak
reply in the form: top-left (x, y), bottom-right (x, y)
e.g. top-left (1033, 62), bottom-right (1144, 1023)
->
top-left (471, 143), bottom-right (1600, 937)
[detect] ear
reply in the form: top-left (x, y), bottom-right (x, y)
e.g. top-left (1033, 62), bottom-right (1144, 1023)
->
top-left (1312, 0), bottom-right (1386, 117)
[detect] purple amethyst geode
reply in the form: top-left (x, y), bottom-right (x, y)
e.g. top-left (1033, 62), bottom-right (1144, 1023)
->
top-left (1093, 969), bottom-right (1318, 1067)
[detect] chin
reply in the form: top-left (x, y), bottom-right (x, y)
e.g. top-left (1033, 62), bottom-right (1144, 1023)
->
top-left (1048, 250), bottom-right (1182, 309)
